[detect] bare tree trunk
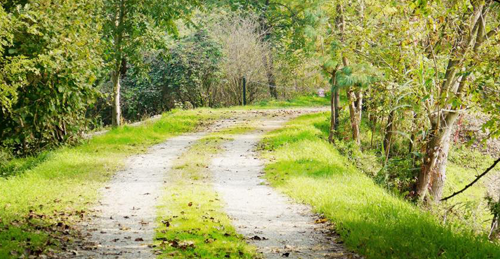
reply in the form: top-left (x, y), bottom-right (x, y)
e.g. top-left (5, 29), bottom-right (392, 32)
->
top-left (111, 0), bottom-right (125, 128)
top-left (408, 112), bottom-right (417, 154)
top-left (111, 70), bottom-right (121, 127)
top-left (329, 71), bottom-right (340, 143)
top-left (334, 87), bottom-right (340, 129)
top-left (258, 0), bottom-right (278, 100)
top-left (490, 214), bottom-right (499, 240)
top-left (347, 88), bottom-right (362, 146)
top-left (263, 52), bottom-right (278, 99)
top-left (416, 113), bottom-right (459, 202)
top-left (383, 110), bottom-right (396, 158)
top-left (489, 193), bottom-right (500, 240)
top-left (369, 114), bottom-right (377, 148)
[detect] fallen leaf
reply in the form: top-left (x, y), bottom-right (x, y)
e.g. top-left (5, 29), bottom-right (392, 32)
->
top-left (161, 220), bottom-right (170, 227)
top-left (315, 218), bottom-right (328, 224)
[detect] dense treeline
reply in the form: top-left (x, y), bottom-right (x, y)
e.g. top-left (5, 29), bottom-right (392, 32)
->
top-left (0, 0), bottom-right (323, 155)
top-left (319, 0), bottom-right (500, 200)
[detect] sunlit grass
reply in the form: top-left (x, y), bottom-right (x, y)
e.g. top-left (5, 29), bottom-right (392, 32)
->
top-left (0, 93), bottom-right (327, 257)
top-left (442, 148), bottom-right (498, 234)
top-left (254, 94), bottom-right (329, 108)
top-left (155, 124), bottom-right (259, 258)
top-left (0, 109), bottom-right (222, 258)
top-left (260, 113), bottom-right (500, 259)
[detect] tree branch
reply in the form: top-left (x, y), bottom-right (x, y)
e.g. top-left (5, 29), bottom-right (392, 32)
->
top-left (441, 157), bottom-right (500, 202)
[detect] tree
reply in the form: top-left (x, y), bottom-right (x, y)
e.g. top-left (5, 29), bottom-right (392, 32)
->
top-left (0, 6), bottom-right (15, 111)
top-left (212, 0), bottom-right (323, 99)
top-left (102, 0), bottom-right (198, 127)
top-left (0, 0), bottom-right (103, 155)
top-left (211, 13), bottom-right (270, 105)
top-left (410, 0), bottom-right (500, 202)
top-left (161, 30), bottom-right (223, 108)
top-left (318, 0), bottom-right (378, 146)
top-left (344, 0), bottom-right (500, 202)
top-left (336, 64), bottom-right (377, 145)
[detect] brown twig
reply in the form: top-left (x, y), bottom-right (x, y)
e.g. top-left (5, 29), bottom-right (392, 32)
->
top-left (441, 157), bottom-right (500, 202)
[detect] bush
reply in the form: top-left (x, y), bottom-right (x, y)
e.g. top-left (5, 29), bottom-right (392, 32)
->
top-left (0, 1), bottom-right (103, 155)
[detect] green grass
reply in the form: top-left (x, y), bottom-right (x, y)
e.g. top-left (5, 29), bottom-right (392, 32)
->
top-left (155, 124), bottom-right (259, 258)
top-left (254, 94), bottom-right (329, 108)
top-left (259, 112), bottom-right (500, 259)
top-left (0, 93), bottom-right (326, 258)
top-left (0, 108), bottom-right (224, 258)
top-left (442, 147), bottom-right (499, 233)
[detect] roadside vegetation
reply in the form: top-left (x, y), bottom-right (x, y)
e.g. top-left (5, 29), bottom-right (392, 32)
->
top-left (260, 113), bottom-right (500, 258)
top-left (0, 109), bottom-right (221, 257)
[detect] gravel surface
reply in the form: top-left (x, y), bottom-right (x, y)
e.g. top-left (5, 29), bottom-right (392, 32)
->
top-left (64, 119), bottom-right (239, 258)
top-left (211, 110), bottom-right (360, 259)
top-left (60, 108), bottom-right (359, 259)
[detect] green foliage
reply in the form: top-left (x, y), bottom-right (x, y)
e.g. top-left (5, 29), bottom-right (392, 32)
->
top-left (0, 1), bottom-right (103, 155)
top-left (255, 93), bottom-right (329, 107)
top-left (115, 29), bottom-right (223, 122)
top-left (0, 6), bottom-right (15, 110)
top-left (101, 0), bottom-right (199, 71)
top-left (336, 64), bottom-right (380, 89)
top-left (261, 113), bottom-right (500, 259)
top-left (160, 30), bottom-right (223, 108)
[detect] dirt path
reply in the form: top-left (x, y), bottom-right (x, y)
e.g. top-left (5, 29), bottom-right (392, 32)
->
top-left (67, 118), bottom-right (240, 258)
top-left (211, 111), bottom-right (359, 259)
top-left (63, 107), bottom-right (356, 259)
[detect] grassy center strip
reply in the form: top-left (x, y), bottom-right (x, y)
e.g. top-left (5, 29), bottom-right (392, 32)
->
top-left (155, 124), bottom-right (260, 259)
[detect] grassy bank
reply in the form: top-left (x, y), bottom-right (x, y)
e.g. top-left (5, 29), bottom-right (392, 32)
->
top-left (0, 109), bottom-right (222, 258)
top-left (155, 124), bottom-right (259, 258)
top-left (260, 112), bottom-right (500, 259)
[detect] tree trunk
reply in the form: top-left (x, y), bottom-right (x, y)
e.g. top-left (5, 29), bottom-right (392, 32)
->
top-left (259, 0), bottom-right (278, 100)
top-left (416, 113), bottom-right (459, 202)
top-left (490, 214), bottom-right (499, 241)
top-left (263, 52), bottom-right (278, 99)
top-left (383, 110), bottom-right (396, 158)
top-left (408, 112), bottom-right (417, 155)
top-left (369, 114), bottom-right (377, 148)
top-left (111, 70), bottom-right (121, 127)
top-left (334, 87), bottom-right (340, 130)
top-left (329, 71), bottom-right (340, 143)
top-left (347, 87), bottom-right (362, 146)
top-left (111, 0), bottom-right (125, 128)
